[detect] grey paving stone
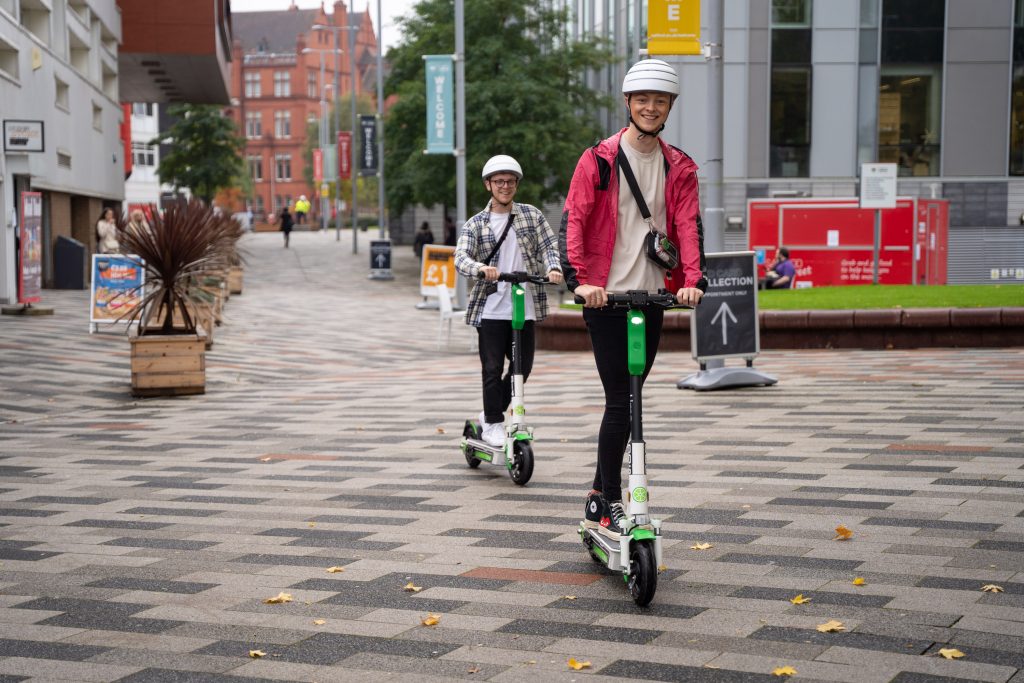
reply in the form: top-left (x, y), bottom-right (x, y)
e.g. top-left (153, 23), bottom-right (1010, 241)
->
top-left (0, 508), bottom-right (62, 517)
top-left (0, 637), bottom-right (110, 661)
top-left (599, 658), bottom-right (780, 682)
top-left (933, 478), bottom-right (1024, 489)
top-left (766, 497), bottom-right (892, 510)
top-left (862, 517), bottom-right (1001, 532)
top-left (307, 514), bottom-right (416, 525)
top-left (0, 540), bottom-right (60, 561)
top-left (728, 586), bottom-right (891, 608)
top-left (228, 554), bottom-right (359, 568)
top-left (496, 618), bottom-right (659, 645)
top-left (749, 624), bottom-right (932, 654)
top-left (715, 553), bottom-right (862, 571)
top-left (842, 464), bottom-right (956, 473)
top-left (716, 471), bottom-right (824, 480)
top-left (84, 577), bottom-right (218, 594)
top-left (916, 576), bottom-right (1024, 595)
top-left (889, 674), bottom-right (982, 683)
top-left (795, 486), bottom-right (914, 497)
top-left (171, 496), bottom-right (271, 505)
top-left (101, 537), bottom-right (218, 551)
top-left (193, 632), bottom-right (460, 665)
top-left (122, 507), bottom-right (221, 518)
top-left (923, 641), bottom-right (1024, 669)
top-left (113, 669), bottom-right (303, 683)
top-left (64, 519), bottom-right (172, 530)
top-left (15, 496), bottom-right (114, 505)
top-left (439, 528), bottom-right (580, 552)
top-left (14, 597), bottom-right (182, 634)
top-left (973, 539), bottom-right (1024, 553)
top-left (548, 595), bottom-right (705, 619)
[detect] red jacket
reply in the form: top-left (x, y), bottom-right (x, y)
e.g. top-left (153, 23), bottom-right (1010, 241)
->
top-left (559, 128), bottom-right (707, 293)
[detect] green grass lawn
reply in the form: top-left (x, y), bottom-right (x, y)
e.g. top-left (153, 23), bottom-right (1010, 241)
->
top-left (560, 284), bottom-right (1024, 311)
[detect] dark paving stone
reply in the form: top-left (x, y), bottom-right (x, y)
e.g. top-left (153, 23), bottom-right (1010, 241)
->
top-left (0, 637), bottom-right (110, 662)
top-left (15, 495), bottom-right (114, 505)
top-left (662, 530), bottom-right (760, 544)
top-left (256, 527), bottom-right (402, 551)
top-left (230, 554), bottom-right (359, 568)
top-left (749, 625), bottom-right (932, 654)
top-left (497, 618), bottom-right (659, 645)
top-left (716, 471), bottom-right (824, 480)
top-left (65, 518), bottom-right (172, 530)
top-left (660, 508), bottom-right (791, 528)
top-left (0, 675), bottom-right (29, 683)
top-left (365, 483), bottom-right (466, 492)
top-left (715, 553), bottom-right (861, 571)
top-left (548, 595), bottom-right (705, 619)
top-left (125, 477), bottom-right (227, 490)
top-left (0, 466), bottom-right (44, 477)
top-left (700, 440), bottom-right (793, 447)
top-left (348, 499), bottom-right (458, 512)
top-left (297, 572), bottom-right (507, 614)
top-left (917, 576), bottom-right (1024, 594)
top-left (0, 507), bottom-right (61, 517)
top-left (0, 540), bottom-right (60, 561)
top-left (14, 597), bottom-right (182, 634)
top-left (729, 586), bottom-right (891, 608)
top-left (889, 674), bottom-right (980, 683)
top-left (766, 497), bottom-right (892, 510)
top-left (862, 517), bottom-right (1000, 532)
top-left (308, 514), bottom-right (416, 525)
top-left (115, 668), bottom-right (303, 683)
top-left (973, 539), bottom-right (1024, 553)
top-left (440, 528), bottom-right (579, 552)
top-left (842, 464), bottom-right (956, 473)
top-left (101, 537), bottom-right (218, 551)
top-left (193, 632), bottom-right (460, 665)
top-left (932, 478), bottom-right (1024, 489)
top-left (85, 577), bottom-right (218, 594)
top-left (707, 454), bottom-right (808, 462)
top-left (160, 466), bottom-right (247, 474)
top-left (122, 507), bottom-right (221, 517)
top-left (795, 486), bottom-right (913, 497)
top-left (923, 641), bottom-right (1024, 669)
top-left (170, 495), bottom-right (271, 505)
top-left (600, 659), bottom-right (779, 682)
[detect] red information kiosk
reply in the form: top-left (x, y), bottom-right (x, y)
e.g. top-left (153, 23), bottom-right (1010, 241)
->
top-left (747, 197), bottom-right (948, 287)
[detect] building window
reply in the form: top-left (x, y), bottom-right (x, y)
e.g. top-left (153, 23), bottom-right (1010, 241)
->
top-left (248, 155), bottom-right (263, 182)
top-left (274, 194), bottom-right (283, 212)
top-left (308, 69), bottom-right (317, 98)
top-left (0, 33), bottom-right (19, 80)
top-left (274, 110), bottom-right (291, 138)
top-left (877, 0), bottom-right (944, 177)
top-left (132, 103), bottom-right (154, 117)
top-left (132, 142), bottom-right (155, 167)
top-left (769, 0), bottom-right (811, 177)
top-left (245, 111), bottom-right (262, 138)
top-left (20, 0), bottom-right (51, 46)
top-left (255, 194), bottom-right (265, 217)
top-left (274, 70), bottom-right (291, 97)
top-left (245, 71), bottom-right (261, 98)
top-left (275, 153), bottom-right (291, 181)
top-left (55, 76), bottom-right (69, 110)
top-left (92, 102), bottom-right (102, 131)
top-left (1011, 0), bottom-right (1024, 175)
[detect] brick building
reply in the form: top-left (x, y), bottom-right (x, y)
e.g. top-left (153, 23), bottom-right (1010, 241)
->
top-left (228, 1), bottom-right (378, 222)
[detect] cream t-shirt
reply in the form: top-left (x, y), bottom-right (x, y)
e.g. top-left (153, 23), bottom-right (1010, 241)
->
top-left (605, 140), bottom-right (666, 293)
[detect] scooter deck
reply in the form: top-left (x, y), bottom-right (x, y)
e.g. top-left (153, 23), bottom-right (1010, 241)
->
top-left (461, 437), bottom-right (505, 464)
top-left (579, 522), bottom-right (662, 574)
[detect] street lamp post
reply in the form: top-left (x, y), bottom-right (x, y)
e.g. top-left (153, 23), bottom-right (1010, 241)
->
top-left (376, 0), bottom-right (385, 238)
top-left (302, 47), bottom-right (342, 232)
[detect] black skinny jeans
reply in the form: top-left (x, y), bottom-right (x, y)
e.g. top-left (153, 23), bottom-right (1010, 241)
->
top-left (583, 306), bottom-right (664, 502)
top-left (477, 319), bottom-right (535, 424)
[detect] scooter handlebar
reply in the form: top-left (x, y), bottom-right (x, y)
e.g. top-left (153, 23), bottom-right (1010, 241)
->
top-left (476, 270), bottom-right (551, 285)
top-left (573, 289), bottom-right (694, 310)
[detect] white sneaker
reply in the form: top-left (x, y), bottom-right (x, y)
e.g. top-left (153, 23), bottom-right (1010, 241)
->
top-left (482, 422), bottom-right (505, 447)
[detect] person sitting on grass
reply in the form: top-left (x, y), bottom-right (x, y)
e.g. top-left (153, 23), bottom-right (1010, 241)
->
top-left (759, 247), bottom-right (795, 289)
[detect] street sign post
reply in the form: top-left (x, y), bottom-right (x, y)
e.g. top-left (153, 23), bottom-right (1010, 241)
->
top-left (860, 163), bottom-right (898, 284)
top-left (678, 251), bottom-right (777, 391)
top-left (368, 239), bottom-right (394, 280)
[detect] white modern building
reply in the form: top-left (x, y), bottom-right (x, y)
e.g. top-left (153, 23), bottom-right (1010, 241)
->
top-left (124, 101), bottom-right (159, 207)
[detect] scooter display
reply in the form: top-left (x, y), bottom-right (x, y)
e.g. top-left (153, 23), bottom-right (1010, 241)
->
top-left (576, 289), bottom-right (690, 606)
top-left (460, 271), bottom-right (550, 486)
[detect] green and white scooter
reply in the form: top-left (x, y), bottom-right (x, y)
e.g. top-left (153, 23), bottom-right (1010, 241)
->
top-left (577, 289), bottom-right (690, 606)
top-left (461, 271), bottom-right (550, 486)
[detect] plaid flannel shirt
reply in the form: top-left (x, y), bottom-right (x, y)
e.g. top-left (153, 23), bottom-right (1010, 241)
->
top-left (454, 201), bottom-right (562, 327)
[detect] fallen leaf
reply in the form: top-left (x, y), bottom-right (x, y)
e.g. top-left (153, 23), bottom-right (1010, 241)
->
top-left (658, 564), bottom-right (668, 572)
top-left (259, 457), bottom-right (273, 462)
top-left (436, 427), bottom-right (446, 434)
top-left (741, 504), bottom-right (751, 509)
top-left (690, 542), bottom-right (713, 551)
top-left (308, 522), bottom-right (316, 528)
top-left (421, 613), bottom-right (440, 626)
top-left (790, 594), bottom-right (811, 605)
top-left (249, 650), bottom-right (266, 658)
top-left (467, 666), bottom-right (479, 674)
top-left (816, 619), bottom-right (846, 633)
top-left (939, 648), bottom-right (965, 660)
top-left (704, 664), bottom-right (720, 669)
top-left (563, 595), bottom-right (577, 600)
top-left (773, 665), bottom-right (797, 677)
top-left (559, 438), bottom-right (568, 443)
top-left (852, 577), bottom-right (866, 586)
top-left (527, 660), bottom-right (537, 665)
top-left (834, 524), bottom-right (853, 540)
top-left (312, 619), bottom-right (326, 626)
top-left (326, 566), bottom-right (345, 573)
top-left (263, 592), bottom-right (293, 604)
top-left (404, 582), bottom-right (423, 593)
top-left (567, 658), bottom-right (591, 671)
top-left (981, 584), bottom-right (1004, 593)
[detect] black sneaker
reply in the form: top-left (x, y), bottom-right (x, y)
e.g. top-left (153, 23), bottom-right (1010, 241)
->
top-left (599, 500), bottom-right (631, 539)
top-left (584, 492), bottom-right (605, 529)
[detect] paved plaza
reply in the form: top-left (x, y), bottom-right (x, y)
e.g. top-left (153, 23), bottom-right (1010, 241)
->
top-left (1, 230), bottom-right (1023, 683)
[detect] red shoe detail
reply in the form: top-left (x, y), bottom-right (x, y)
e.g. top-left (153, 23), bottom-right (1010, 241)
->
top-left (600, 517), bottom-right (611, 528)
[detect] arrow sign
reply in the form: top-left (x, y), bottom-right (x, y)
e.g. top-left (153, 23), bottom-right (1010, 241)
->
top-left (710, 301), bottom-right (737, 345)
top-left (375, 253), bottom-right (386, 267)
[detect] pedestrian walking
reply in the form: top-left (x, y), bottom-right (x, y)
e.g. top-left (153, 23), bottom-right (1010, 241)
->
top-left (561, 59), bottom-right (707, 538)
top-left (413, 221), bottom-right (434, 258)
top-left (279, 206), bottom-right (294, 248)
top-left (95, 207), bottom-right (119, 254)
top-left (454, 155), bottom-right (563, 446)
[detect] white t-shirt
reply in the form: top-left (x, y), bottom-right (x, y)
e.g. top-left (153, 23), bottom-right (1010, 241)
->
top-left (482, 212), bottom-right (536, 321)
top-left (605, 140), bottom-right (666, 293)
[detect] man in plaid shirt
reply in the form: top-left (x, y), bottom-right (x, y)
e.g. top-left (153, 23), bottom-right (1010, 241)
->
top-left (454, 155), bottom-right (563, 447)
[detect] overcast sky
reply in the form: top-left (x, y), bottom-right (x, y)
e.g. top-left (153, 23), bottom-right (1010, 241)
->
top-left (231, 0), bottom-right (418, 52)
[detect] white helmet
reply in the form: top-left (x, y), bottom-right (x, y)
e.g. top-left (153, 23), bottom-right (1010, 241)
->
top-left (481, 155), bottom-right (523, 181)
top-left (622, 59), bottom-right (679, 96)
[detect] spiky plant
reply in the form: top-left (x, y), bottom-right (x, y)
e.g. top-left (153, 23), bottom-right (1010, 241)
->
top-left (118, 200), bottom-right (240, 335)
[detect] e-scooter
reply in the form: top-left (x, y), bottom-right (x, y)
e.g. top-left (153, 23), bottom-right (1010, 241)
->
top-left (576, 289), bottom-right (689, 606)
top-left (461, 271), bottom-right (550, 486)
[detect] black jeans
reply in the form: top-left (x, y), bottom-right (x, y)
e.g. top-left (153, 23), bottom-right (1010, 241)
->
top-left (583, 306), bottom-right (664, 502)
top-left (477, 319), bottom-right (535, 424)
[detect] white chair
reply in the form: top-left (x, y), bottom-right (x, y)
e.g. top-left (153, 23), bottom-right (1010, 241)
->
top-left (436, 284), bottom-right (466, 349)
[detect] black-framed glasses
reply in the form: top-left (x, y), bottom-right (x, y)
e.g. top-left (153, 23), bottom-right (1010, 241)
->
top-left (489, 178), bottom-right (518, 188)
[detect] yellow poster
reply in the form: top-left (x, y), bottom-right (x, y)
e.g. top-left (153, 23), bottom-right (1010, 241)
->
top-left (420, 244), bottom-right (457, 297)
top-left (647, 0), bottom-right (702, 56)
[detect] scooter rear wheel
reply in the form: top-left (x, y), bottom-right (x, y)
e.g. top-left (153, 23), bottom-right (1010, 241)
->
top-left (627, 541), bottom-right (657, 607)
top-left (463, 422), bottom-right (481, 469)
top-left (509, 440), bottom-right (534, 486)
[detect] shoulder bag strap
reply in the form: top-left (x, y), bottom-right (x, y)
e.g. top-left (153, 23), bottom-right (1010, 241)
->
top-left (617, 146), bottom-right (653, 226)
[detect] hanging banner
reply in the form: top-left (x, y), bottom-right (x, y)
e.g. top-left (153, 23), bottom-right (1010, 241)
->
top-left (359, 114), bottom-right (378, 175)
top-left (424, 55), bottom-right (454, 154)
top-left (90, 254), bottom-right (145, 327)
top-left (18, 191), bottom-right (43, 304)
top-left (337, 131), bottom-right (352, 180)
top-left (313, 149), bottom-right (323, 183)
top-left (647, 0), bottom-right (702, 56)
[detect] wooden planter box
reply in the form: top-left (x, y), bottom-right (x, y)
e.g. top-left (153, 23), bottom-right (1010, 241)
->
top-left (130, 332), bottom-right (205, 397)
top-left (228, 266), bottom-right (243, 295)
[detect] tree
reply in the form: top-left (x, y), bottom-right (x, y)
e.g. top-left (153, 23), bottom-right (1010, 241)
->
top-left (384, 0), bottom-right (614, 216)
top-left (152, 104), bottom-right (246, 204)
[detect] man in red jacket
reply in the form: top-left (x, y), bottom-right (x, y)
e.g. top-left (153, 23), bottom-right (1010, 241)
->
top-left (560, 59), bottom-right (707, 539)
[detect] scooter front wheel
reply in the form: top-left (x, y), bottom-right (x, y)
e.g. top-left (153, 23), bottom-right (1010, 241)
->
top-left (463, 422), bottom-right (481, 469)
top-left (627, 541), bottom-right (657, 607)
top-left (509, 440), bottom-right (534, 486)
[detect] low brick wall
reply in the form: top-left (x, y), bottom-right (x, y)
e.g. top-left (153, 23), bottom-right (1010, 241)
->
top-left (536, 307), bottom-right (1024, 351)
